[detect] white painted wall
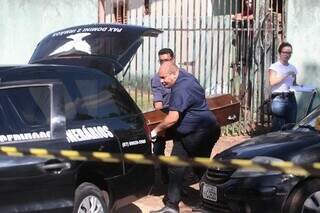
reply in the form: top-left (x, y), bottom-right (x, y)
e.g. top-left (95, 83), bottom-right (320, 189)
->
top-left (287, 0), bottom-right (320, 88)
top-left (0, 0), bottom-right (97, 64)
top-left (287, 0), bottom-right (320, 118)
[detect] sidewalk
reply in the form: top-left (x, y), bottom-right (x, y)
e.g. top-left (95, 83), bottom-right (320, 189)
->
top-left (114, 135), bottom-right (250, 213)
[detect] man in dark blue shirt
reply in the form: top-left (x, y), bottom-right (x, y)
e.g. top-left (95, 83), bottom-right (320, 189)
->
top-left (151, 48), bottom-right (173, 110)
top-left (151, 48), bottom-right (174, 185)
top-left (150, 62), bottom-right (220, 213)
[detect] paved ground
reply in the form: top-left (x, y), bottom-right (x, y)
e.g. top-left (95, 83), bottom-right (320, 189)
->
top-left (114, 136), bottom-right (250, 213)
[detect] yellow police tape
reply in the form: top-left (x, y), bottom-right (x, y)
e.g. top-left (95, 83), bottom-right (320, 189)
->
top-left (0, 146), bottom-right (318, 177)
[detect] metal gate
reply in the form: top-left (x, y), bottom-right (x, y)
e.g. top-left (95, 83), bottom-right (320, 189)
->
top-left (98, 0), bottom-right (286, 134)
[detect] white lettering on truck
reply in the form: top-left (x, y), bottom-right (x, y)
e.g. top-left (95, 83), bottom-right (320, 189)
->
top-left (0, 125), bottom-right (114, 143)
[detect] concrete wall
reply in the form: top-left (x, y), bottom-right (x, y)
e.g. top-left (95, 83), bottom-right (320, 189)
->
top-left (287, 0), bottom-right (320, 88)
top-left (287, 0), bottom-right (320, 119)
top-left (0, 0), bottom-right (97, 64)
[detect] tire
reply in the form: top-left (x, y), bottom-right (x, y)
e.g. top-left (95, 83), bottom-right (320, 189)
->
top-left (73, 182), bottom-right (109, 213)
top-left (285, 179), bottom-right (320, 213)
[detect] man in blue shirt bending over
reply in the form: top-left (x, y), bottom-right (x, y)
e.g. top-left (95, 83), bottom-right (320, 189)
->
top-left (150, 61), bottom-right (221, 213)
top-left (151, 48), bottom-right (174, 185)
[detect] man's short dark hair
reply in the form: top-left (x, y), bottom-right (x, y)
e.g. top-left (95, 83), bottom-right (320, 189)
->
top-left (158, 48), bottom-right (174, 58)
top-left (278, 42), bottom-right (292, 53)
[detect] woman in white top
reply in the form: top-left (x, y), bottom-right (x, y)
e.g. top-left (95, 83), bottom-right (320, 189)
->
top-left (269, 42), bottom-right (298, 131)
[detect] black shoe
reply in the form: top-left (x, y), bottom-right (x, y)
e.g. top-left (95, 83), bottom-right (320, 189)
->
top-left (191, 204), bottom-right (206, 212)
top-left (149, 206), bottom-right (179, 213)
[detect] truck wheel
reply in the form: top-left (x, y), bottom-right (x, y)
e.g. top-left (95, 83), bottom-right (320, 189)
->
top-left (285, 179), bottom-right (320, 213)
top-left (73, 182), bottom-right (109, 213)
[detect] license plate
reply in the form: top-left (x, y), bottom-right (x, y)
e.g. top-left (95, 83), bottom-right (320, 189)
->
top-left (202, 183), bottom-right (217, 202)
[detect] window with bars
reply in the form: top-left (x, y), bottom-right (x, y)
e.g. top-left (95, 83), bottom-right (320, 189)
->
top-left (113, 1), bottom-right (128, 24)
top-left (144, 0), bottom-right (151, 15)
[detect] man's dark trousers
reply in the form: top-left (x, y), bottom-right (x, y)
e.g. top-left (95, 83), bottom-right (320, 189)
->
top-left (165, 126), bottom-right (221, 208)
top-left (153, 137), bottom-right (169, 184)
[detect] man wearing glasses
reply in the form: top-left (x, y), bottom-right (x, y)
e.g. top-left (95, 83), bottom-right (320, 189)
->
top-left (151, 48), bottom-right (175, 185)
top-left (152, 48), bottom-right (174, 110)
top-left (269, 42), bottom-right (298, 131)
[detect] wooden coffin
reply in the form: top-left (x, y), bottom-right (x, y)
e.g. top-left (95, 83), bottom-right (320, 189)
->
top-left (143, 94), bottom-right (240, 132)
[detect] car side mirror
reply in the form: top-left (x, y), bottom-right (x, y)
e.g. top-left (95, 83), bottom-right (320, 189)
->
top-left (281, 123), bottom-right (295, 131)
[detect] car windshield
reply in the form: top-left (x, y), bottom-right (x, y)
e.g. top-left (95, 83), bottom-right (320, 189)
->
top-left (293, 104), bottom-right (320, 131)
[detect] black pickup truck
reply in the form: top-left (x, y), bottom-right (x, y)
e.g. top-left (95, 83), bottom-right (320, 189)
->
top-left (0, 24), bottom-right (161, 213)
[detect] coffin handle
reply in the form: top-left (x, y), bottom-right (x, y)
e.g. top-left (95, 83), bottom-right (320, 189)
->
top-left (227, 114), bottom-right (237, 121)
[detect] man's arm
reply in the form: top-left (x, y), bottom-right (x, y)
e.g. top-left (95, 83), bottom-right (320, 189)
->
top-left (151, 76), bottom-right (165, 110)
top-left (152, 111), bottom-right (179, 135)
top-left (154, 101), bottom-right (164, 110)
top-left (293, 67), bottom-right (298, 85)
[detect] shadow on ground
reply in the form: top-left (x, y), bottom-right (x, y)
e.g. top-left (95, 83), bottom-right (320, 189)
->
top-left (114, 182), bottom-right (202, 213)
top-left (114, 204), bottom-right (143, 213)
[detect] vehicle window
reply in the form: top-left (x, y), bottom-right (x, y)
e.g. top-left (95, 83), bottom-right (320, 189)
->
top-left (68, 74), bottom-right (138, 121)
top-left (0, 86), bottom-right (50, 135)
top-left (315, 117), bottom-right (320, 131)
top-left (301, 115), bottom-right (320, 132)
top-left (1, 67), bottom-right (140, 123)
top-left (63, 87), bottom-right (77, 121)
top-left (29, 69), bottom-right (140, 122)
top-left (310, 91), bottom-right (320, 112)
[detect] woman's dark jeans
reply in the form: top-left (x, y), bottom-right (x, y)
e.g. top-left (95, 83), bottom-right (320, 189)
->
top-left (271, 93), bottom-right (297, 131)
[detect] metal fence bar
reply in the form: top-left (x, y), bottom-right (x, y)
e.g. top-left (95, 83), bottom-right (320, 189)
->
top-left (227, 2), bottom-right (233, 96)
top-left (215, 0), bottom-right (221, 94)
top-left (179, 0), bottom-right (183, 67)
top-left (134, 3), bottom-right (138, 105)
top-left (191, 0), bottom-right (197, 75)
top-left (153, 0), bottom-right (158, 80)
top-left (197, 0), bottom-right (203, 83)
top-left (249, 0), bottom-right (256, 126)
top-left (203, 0), bottom-right (208, 91)
top-left (209, 0), bottom-right (214, 92)
top-left (221, 0), bottom-right (227, 95)
top-left (140, 0), bottom-right (145, 109)
top-left (186, 0), bottom-right (190, 75)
